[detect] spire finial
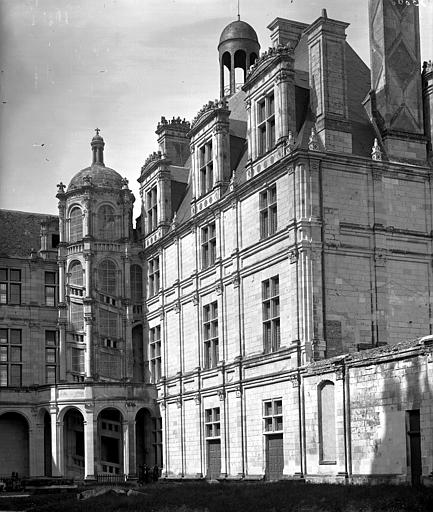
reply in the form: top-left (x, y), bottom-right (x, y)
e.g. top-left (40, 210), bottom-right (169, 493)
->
top-left (237, 0), bottom-right (240, 20)
top-left (95, 127), bottom-right (100, 136)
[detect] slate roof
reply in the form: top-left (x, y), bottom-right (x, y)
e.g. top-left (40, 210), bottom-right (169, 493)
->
top-left (0, 209), bottom-right (57, 258)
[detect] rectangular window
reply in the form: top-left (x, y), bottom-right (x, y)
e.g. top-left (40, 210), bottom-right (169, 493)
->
top-left (319, 382), bottom-right (336, 463)
top-left (0, 268), bottom-right (22, 305)
top-left (203, 301), bottom-right (218, 369)
top-left (71, 347), bottom-right (85, 374)
top-left (201, 223), bottom-right (216, 269)
top-left (148, 257), bottom-right (160, 297)
top-left (199, 141), bottom-right (213, 196)
top-left (149, 325), bottom-right (161, 383)
top-left (45, 330), bottom-right (58, 384)
top-left (45, 271), bottom-right (57, 306)
top-left (260, 185), bottom-right (277, 238)
top-left (257, 92), bottom-right (275, 156)
top-left (0, 328), bottom-right (22, 387)
top-left (262, 276), bottom-right (280, 353)
top-left (70, 302), bottom-right (84, 331)
top-left (205, 407), bottom-right (221, 438)
top-left (263, 399), bottom-right (283, 433)
top-left (147, 186), bottom-right (158, 233)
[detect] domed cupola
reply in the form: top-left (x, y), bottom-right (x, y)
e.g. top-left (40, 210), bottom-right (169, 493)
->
top-left (218, 17), bottom-right (260, 98)
top-left (67, 130), bottom-right (124, 192)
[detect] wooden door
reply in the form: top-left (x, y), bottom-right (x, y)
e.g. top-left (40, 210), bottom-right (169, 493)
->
top-left (266, 434), bottom-right (284, 481)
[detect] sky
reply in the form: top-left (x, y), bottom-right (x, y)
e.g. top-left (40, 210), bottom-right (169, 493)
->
top-left (0, 0), bottom-right (432, 217)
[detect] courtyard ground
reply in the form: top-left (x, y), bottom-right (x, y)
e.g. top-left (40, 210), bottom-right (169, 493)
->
top-left (0, 480), bottom-right (432, 512)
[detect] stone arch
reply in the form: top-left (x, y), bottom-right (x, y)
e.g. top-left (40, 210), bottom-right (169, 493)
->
top-left (318, 380), bottom-right (336, 464)
top-left (0, 411), bottom-right (30, 477)
top-left (234, 48), bottom-right (247, 84)
top-left (62, 407), bottom-right (85, 478)
top-left (135, 407), bottom-right (162, 472)
top-left (96, 407), bottom-right (124, 476)
top-left (68, 205), bottom-right (83, 242)
top-left (221, 51), bottom-right (231, 95)
top-left (68, 259), bottom-right (84, 287)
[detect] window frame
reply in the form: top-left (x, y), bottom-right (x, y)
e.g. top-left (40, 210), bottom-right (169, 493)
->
top-left (201, 223), bottom-right (216, 269)
top-left (149, 325), bottom-right (161, 383)
top-left (259, 184), bottom-right (277, 239)
top-left (147, 186), bottom-right (158, 234)
top-left (204, 407), bottom-right (221, 438)
top-left (203, 301), bottom-right (219, 369)
top-left (0, 328), bottom-right (22, 387)
top-left (262, 276), bottom-right (280, 353)
top-left (263, 398), bottom-right (283, 433)
top-left (199, 140), bottom-right (214, 196)
top-left (0, 268), bottom-right (22, 305)
top-left (69, 206), bottom-right (83, 242)
top-left (257, 91), bottom-right (276, 156)
top-left (148, 256), bottom-right (160, 298)
top-left (45, 271), bottom-right (57, 307)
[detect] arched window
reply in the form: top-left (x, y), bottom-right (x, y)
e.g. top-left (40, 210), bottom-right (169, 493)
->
top-left (69, 261), bottom-right (83, 287)
top-left (97, 205), bottom-right (116, 240)
top-left (98, 260), bottom-right (116, 295)
top-left (69, 207), bottom-right (83, 242)
top-left (130, 265), bottom-right (143, 303)
top-left (318, 381), bottom-right (336, 463)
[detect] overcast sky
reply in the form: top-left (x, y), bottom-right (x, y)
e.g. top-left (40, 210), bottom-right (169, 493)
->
top-left (0, 0), bottom-right (432, 217)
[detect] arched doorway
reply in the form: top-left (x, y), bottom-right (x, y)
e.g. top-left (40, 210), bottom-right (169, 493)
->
top-left (97, 408), bottom-right (123, 476)
top-left (63, 408), bottom-right (85, 478)
top-left (135, 408), bottom-right (162, 472)
top-left (0, 412), bottom-right (29, 477)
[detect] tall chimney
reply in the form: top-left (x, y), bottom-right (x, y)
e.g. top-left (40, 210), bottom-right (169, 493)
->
top-left (368, 0), bottom-right (426, 163)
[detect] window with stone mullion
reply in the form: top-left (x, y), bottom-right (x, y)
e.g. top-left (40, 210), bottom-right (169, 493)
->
top-left (147, 186), bottom-right (158, 233)
top-left (257, 92), bottom-right (275, 156)
top-left (263, 399), bottom-right (283, 432)
top-left (262, 276), bottom-right (280, 353)
top-left (0, 268), bottom-right (21, 305)
top-left (205, 407), bottom-right (221, 438)
top-left (149, 325), bottom-right (161, 383)
top-left (203, 301), bottom-right (218, 369)
top-left (201, 223), bottom-right (216, 269)
top-left (0, 328), bottom-right (22, 387)
top-left (260, 185), bottom-right (277, 238)
top-left (148, 257), bottom-right (160, 297)
top-left (199, 141), bottom-right (213, 196)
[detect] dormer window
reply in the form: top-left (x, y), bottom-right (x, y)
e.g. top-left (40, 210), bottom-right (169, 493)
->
top-left (147, 186), bottom-right (158, 234)
top-left (257, 92), bottom-right (275, 156)
top-left (199, 141), bottom-right (213, 196)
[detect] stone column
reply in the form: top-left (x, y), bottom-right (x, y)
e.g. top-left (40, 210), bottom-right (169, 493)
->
top-left (423, 61), bottom-right (433, 156)
top-left (58, 316), bottom-right (67, 381)
top-left (84, 314), bottom-right (93, 379)
top-left (29, 420), bottom-right (45, 477)
top-left (229, 54), bottom-right (236, 95)
top-left (245, 98), bottom-right (255, 162)
top-left (50, 407), bottom-right (63, 477)
top-left (275, 67), bottom-right (296, 143)
top-left (214, 119), bottom-right (230, 185)
top-left (57, 202), bottom-right (66, 243)
top-left (84, 410), bottom-right (96, 480)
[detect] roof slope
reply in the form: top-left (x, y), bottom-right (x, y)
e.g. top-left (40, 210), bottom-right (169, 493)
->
top-left (0, 209), bottom-right (57, 257)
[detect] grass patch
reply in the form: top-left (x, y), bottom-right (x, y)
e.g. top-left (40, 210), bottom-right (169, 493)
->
top-left (1, 481), bottom-right (433, 512)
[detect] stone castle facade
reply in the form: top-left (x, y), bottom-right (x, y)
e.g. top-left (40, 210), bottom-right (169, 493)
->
top-left (1, 0), bottom-right (433, 485)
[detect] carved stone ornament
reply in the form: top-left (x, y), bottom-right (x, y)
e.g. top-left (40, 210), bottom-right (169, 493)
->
top-left (176, 398), bottom-right (182, 408)
top-left (192, 294), bottom-right (199, 307)
top-left (218, 390), bottom-right (226, 401)
top-left (194, 394), bottom-right (201, 405)
top-left (275, 70), bottom-right (289, 85)
top-left (308, 127), bottom-right (320, 151)
top-left (174, 301), bottom-right (181, 314)
top-left (160, 401), bottom-right (166, 410)
top-left (215, 283), bottom-right (223, 296)
top-left (83, 175), bottom-right (93, 186)
top-left (229, 169), bottom-right (236, 192)
top-left (171, 211), bottom-right (178, 231)
top-left (289, 374), bottom-right (299, 388)
top-left (121, 177), bottom-right (129, 189)
top-left (85, 402), bottom-right (95, 411)
top-left (289, 249), bottom-right (299, 264)
top-left (235, 387), bottom-right (242, 398)
top-left (232, 273), bottom-right (240, 288)
top-left (57, 182), bottom-right (66, 194)
top-left (285, 131), bottom-right (295, 154)
top-left (371, 138), bottom-right (382, 161)
top-left (335, 366), bottom-right (344, 381)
